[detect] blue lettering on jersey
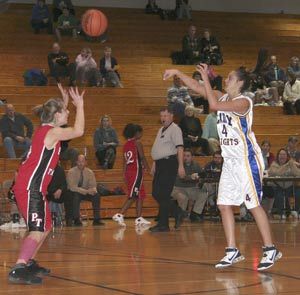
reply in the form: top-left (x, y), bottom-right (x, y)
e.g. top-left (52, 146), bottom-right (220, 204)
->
top-left (217, 113), bottom-right (232, 126)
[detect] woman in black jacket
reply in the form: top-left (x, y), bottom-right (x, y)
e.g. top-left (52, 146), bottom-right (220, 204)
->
top-left (99, 47), bottom-right (122, 87)
top-left (179, 106), bottom-right (209, 155)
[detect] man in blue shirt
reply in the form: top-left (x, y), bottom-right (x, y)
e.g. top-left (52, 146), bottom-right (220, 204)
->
top-left (31, 0), bottom-right (52, 34)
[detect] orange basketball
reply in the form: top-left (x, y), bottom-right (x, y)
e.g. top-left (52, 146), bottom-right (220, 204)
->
top-left (81, 9), bottom-right (108, 37)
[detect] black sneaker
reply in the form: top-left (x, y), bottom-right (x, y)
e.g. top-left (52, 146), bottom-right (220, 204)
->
top-left (74, 219), bottom-right (83, 226)
top-left (174, 208), bottom-right (185, 229)
top-left (149, 224), bottom-right (170, 232)
top-left (27, 259), bottom-right (50, 276)
top-left (93, 219), bottom-right (105, 226)
top-left (9, 264), bottom-right (42, 285)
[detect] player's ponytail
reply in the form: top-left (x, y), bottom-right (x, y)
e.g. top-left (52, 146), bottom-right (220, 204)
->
top-left (235, 67), bottom-right (251, 93)
top-left (33, 98), bottom-right (64, 123)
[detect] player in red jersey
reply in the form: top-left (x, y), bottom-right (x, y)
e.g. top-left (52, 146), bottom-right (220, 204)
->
top-left (112, 124), bottom-right (151, 227)
top-left (9, 84), bottom-right (85, 285)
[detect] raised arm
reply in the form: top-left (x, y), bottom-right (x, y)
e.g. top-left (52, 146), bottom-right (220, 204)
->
top-left (196, 64), bottom-right (249, 114)
top-left (45, 87), bottom-right (85, 148)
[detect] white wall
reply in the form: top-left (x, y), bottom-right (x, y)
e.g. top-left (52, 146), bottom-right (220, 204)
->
top-left (9, 0), bottom-right (300, 14)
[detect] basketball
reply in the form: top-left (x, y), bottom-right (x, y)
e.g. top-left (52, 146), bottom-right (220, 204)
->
top-left (81, 9), bottom-right (108, 37)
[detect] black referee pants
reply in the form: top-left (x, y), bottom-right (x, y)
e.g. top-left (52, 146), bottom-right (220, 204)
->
top-left (152, 156), bottom-right (178, 228)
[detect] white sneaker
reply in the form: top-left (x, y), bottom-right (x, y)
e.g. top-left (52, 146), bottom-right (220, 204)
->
top-left (112, 213), bottom-right (126, 227)
top-left (135, 217), bottom-right (151, 226)
top-left (290, 211), bottom-right (299, 218)
top-left (0, 221), bottom-right (12, 229)
top-left (19, 218), bottom-right (27, 228)
top-left (281, 214), bottom-right (287, 220)
top-left (215, 248), bottom-right (245, 269)
top-left (257, 246), bottom-right (282, 271)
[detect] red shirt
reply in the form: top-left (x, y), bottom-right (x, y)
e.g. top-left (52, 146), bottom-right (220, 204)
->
top-left (123, 139), bottom-right (142, 174)
top-left (14, 125), bottom-right (61, 194)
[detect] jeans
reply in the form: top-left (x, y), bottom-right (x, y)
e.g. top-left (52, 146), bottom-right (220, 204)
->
top-left (3, 137), bottom-right (31, 158)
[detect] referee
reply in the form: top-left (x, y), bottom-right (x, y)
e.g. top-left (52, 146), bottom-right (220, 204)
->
top-left (150, 106), bottom-right (186, 232)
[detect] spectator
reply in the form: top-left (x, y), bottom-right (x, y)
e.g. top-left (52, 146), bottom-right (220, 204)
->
top-left (261, 140), bottom-right (275, 218)
top-left (65, 154), bottom-right (104, 226)
top-left (55, 7), bottom-right (79, 41)
top-left (46, 164), bottom-right (67, 226)
top-left (283, 73), bottom-right (300, 115)
top-left (286, 136), bottom-right (299, 159)
top-left (268, 148), bottom-right (300, 219)
top-left (264, 55), bottom-right (286, 93)
top-left (200, 29), bottom-right (223, 65)
top-left (99, 47), bottom-right (123, 88)
top-left (202, 111), bottom-right (220, 154)
top-left (167, 75), bottom-right (194, 118)
top-left (204, 150), bottom-right (223, 213)
top-left (182, 25), bottom-right (201, 65)
top-left (47, 42), bottom-right (76, 86)
top-left (179, 106), bottom-right (209, 155)
top-left (31, 0), bottom-right (52, 34)
top-left (189, 71), bottom-right (209, 113)
top-left (286, 56), bottom-right (300, 80)
top-left (176, 0), bottom-right (192, 20)
top-left (261, 140), bottom-right (275, 169)
top-left (145, 0), bottom-right (160, 14)
top-left (171, 149), bottom-right (207, 222)
top-left (94, 115), bottom-right (119, 169)
top-left (53, 0), bottom-right (75, 23)
top-left (75, 48), bottom-right (102, 87)
top-left (0, 104), bottom-right (33, 159)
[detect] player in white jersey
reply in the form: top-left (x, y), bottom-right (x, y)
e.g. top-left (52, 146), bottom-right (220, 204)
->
top-left (163, 64), bottom-right (282, 271)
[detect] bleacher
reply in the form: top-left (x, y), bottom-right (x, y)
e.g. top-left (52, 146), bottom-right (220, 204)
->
top-left (0, 4), bottom-right (299, 218)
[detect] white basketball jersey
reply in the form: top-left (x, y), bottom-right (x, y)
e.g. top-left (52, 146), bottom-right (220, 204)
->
top-left (217, 94), bottom-right (262, 159)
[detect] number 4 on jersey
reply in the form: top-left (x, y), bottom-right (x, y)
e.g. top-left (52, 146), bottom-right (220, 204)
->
top-left (222, 124), bottom-right (228, 137)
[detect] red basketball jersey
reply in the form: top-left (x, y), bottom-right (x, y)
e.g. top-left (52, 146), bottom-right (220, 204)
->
top-left (123, 139), bottom-right (141, 174)
top-left (14, 125), bottom-right (61, 194)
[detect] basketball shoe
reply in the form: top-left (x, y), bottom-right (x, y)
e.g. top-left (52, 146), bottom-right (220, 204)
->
top-left (135, 217), bottom-right (151, 226)
top-left (257, 246), bottom-right (282, 271)
top-left (112, 213), bottom-right (126, 226)
top-left (215, 247), bottom-right (245, 269)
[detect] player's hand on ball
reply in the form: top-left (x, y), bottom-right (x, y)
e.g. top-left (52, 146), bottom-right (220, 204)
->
top-left (178, 165), bottom-right (186, 178)
top-left (69, 87), bottom-right (85, 108)
top-left (163, 69), bottom-right (179, 81)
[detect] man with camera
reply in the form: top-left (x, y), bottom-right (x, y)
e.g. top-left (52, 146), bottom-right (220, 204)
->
top-left (171, 148), bottom-right (208, 222)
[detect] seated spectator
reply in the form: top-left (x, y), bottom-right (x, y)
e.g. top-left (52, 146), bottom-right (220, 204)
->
top-left (204, 151), bottom-right (223, 213)
top-left (268, 148), bottom-right (300, 219)
top-left (167, 75), bottom-right (194, 118)
top-left (47, 42), bottom-right (76, 85)
top-left (0, 104), bottom-right (33, 159)
top-left (94, 115), bottom-right (119, 169)
top-left (179, 106), bottom-right (209, 155)
top-left (176, 0), bottom-right (192, 20)
top-left (171, 149), bottom-right (207, 222)
top-left (182, 25), bottom-right (201, 65)
top-left (202, 111), bottom-right (220, 154)
top-left (65, 154), bottom-right (104, 226)
top-left (286, 56), bottom-right (300, 80)
top-left (264, 55), bottom-right (286, 94)
top-left (52, 0), bottom-right (75, 23)
top-left (189, 71), bottom-right (209, 113)
top-left (261, 140), bottom-right (275, 217)
top-left (55, 7), bottom-right (79, 41)
top-left (99, 47), bottom-right (123, 88)
top-left (145, 0), bottom-right (160, 14)
top-left (31, 0), bottom-right (52, 34)
top-left (75, 48), bottom-right (102, 87)
top-left (286, 136), bottom-right (299, 159)
top-left (283, 73), bottom-right (300, 115)
top-left (200, 29), bottom-right (223, 65)
top-left (46, 163), bottom-right (67, 226)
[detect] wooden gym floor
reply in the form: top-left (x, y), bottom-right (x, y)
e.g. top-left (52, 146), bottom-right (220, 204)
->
top-left (0, 219), bottom-right (299, 295)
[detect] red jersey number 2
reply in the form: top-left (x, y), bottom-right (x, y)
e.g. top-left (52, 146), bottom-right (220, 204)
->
top-left (125, 151), bottom-right (134, 165)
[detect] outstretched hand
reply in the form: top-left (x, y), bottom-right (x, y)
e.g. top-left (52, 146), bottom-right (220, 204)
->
top-left (58, 83), bottom-right (69, 107)
top-left (196, 63), bottom-right (209, 81)
top-left (163, 69), bottom-right (179, 81)
top-left (68, 87), bottom-right (85, 108)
